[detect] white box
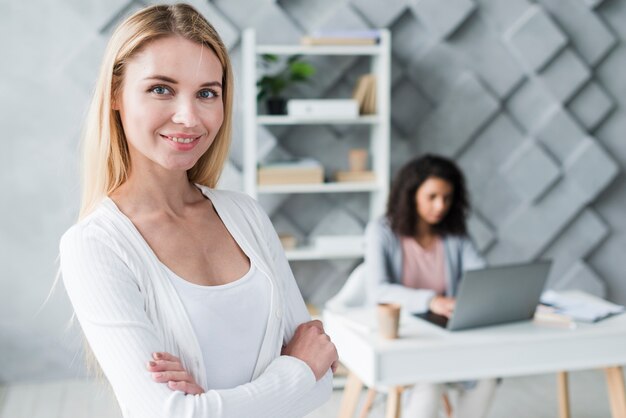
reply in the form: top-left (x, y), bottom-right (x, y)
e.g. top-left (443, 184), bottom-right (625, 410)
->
top-left (287, 99), bottom-right (359, 118)
top-left (311, 235), bottom-right (364, 250)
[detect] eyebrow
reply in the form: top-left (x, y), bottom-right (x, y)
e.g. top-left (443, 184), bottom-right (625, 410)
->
top-left (143, 75), bottom-right (222, 88)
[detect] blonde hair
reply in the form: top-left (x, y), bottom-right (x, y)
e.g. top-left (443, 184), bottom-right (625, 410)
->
top-left (79, 3), bottom-right (234, 219)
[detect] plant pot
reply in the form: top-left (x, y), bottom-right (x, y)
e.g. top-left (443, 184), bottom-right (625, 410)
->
top-left (266, 97), bottom-right (287, 115)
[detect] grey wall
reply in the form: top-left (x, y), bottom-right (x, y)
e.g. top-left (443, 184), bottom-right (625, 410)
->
top-left (1, 0), bottom-right (625, 381)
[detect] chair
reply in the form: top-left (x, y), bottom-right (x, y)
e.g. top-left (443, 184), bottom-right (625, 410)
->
top-left (325, 263), bottom-right (453, 418)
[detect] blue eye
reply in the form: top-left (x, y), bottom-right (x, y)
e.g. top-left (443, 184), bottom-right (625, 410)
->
top-left (150, 85), bottom-right (171, 95)
top-left (198, 89), bottom-right (217, 99)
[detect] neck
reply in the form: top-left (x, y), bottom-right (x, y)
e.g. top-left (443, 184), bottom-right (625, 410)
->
top-left (110, 160), bottom-right (202, 216)
top-left (415, 218), bottom-right (435, 240)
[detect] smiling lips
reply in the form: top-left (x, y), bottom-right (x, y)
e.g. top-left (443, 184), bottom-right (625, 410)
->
top-left (161, 134), bottom-right (202, 144)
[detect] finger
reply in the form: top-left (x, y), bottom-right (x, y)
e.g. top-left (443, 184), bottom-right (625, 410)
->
top-left (308, 320), bottom-right (324, 332)
top-left (168, 380), bottom-right (204, 395)
top-left (152, 352), bottom-right (180, 362)
top-left (152, 370), bottom-right (193, 383)
top-left (147, 359), bottom-right (185, 372)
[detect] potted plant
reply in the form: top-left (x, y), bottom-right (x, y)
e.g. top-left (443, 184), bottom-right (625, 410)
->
top-left (256, 54), bottom-right (316, 115)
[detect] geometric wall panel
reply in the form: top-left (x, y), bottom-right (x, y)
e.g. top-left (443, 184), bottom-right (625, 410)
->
top-left (565, 137), bottom-right (619, 203)
top-left (583, 0), bottom-right (606, 8)
top-left (503, 5), bottom-right (567, 72)
top-left (309, 207), bottom-right (365, 238)
top-left (543, 209), bottom-right (609, 294)
top-left (390, 10), bottom-right (432, 64)
top-left (505, 79), bottom-right (559, 132)
top-left (487, 136), bottom-right (617, 263)
top-left (409, 0), bottom-right (476, 40)
top-left (537, 0), bottom-right (617, 66)
top-left (501, 140), bottom-right (561, 203)
top-left (467, 213), bottom-right (497, 252)
top-left (473, 0), bottom-right (534, 33)
top-left (391, 77), bottom-right (433, 136)
top-left (447, 14), bottom-right (525, 98)
top-left (416, 73), bottom-right (499, 156)
top-left (407, 41), bottom-right (466, 101)
top-left (213, 0), bottom-right (273, 28)
top-left (534, 106), bottom-right (587, 163)
top-left (350, 0), bottom-right (408, 27)
top-left (486, 178), bottom-right (591, 263)
top-left (567, 81), bottom-right (615, 131)
top-left (555, 260), bottom-right (606, 297)
top-left (536, 48), bottom-right (591, 103)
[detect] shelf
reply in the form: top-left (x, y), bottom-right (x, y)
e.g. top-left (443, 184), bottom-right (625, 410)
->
top-left (257, 115), bottom-right (380, 125)
top-left (242, 29), bottom-right (391, 266)
top-left (257, 182), bottom-right (380, 194)
top-left (256, 44), bottom-right (382, 56)
top-left (284, 235), bottom-right (365, 260)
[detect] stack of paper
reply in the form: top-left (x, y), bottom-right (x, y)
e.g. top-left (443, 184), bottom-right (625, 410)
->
top-left (540, 290), bottom-right (625, 323)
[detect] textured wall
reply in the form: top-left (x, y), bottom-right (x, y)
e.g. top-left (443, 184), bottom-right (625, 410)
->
top-left (1, 0), bottom-right (625, 380)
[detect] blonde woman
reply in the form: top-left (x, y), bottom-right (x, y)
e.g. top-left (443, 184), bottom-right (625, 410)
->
top-left (59, 4), bottom-right (336, 417)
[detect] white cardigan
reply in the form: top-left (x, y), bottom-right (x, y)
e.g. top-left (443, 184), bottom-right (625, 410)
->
top-left (60, 186), bottom-right (332, 418)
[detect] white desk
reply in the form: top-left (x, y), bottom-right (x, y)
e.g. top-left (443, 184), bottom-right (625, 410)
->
top-left (324, 307), bottom-right (626, 418)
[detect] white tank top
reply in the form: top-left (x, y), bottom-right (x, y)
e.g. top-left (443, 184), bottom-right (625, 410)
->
top-left (165, 261), bottom-right (271, 389)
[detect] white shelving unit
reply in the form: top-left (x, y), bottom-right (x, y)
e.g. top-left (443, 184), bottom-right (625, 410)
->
top-left (242, 29), bottom-right (391, 261)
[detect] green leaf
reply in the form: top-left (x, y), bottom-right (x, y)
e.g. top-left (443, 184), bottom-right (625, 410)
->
top-left (261, 54), bottom-right (278, 63)
top-left (256, 54), bottom-right (316, 99)
top-left (287, 54), bottom-right (303, 64)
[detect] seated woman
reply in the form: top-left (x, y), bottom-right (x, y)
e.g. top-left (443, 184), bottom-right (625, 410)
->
top-left (364, 154), bottom-right (496, 418)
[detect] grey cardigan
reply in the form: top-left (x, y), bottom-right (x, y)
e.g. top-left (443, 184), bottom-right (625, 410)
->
top-left (364, 217), bottom-right (486, 313)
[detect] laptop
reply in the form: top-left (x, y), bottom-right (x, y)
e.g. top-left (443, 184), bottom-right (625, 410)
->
top-left (414, 260), bottom-right (552, 331)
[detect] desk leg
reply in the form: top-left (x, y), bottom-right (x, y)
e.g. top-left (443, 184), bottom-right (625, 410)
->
top-left (557, 371), bottom-right (570, 418)
top-left (385, 387), bottom-right (402, 418)
top-left (605, 366), bottom-right (626, 418)
top-left (357, 389), bottom-right (377, 418)
top-left (338, 372), bottom-right (364, 418)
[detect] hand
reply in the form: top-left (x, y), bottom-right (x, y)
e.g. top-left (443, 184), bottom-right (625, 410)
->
top-left (281, 320), bottom-right (338, 380)
top-left (429, 296), bottom-right (456, 318)
top-left (147, 352), bottom-right (205, 394)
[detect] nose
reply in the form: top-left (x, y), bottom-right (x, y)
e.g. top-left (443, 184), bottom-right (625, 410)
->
top-left (171, 98), bottom-right (199, 127)
top-left (434, 197), bottom-right (446, 213)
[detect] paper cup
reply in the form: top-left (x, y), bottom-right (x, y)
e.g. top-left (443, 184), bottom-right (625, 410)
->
top-left (377, 303), bottom-right (401, 339)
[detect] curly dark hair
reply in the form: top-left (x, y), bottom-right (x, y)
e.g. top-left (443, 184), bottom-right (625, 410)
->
top-left (386, 154), bottom-right (469, 237)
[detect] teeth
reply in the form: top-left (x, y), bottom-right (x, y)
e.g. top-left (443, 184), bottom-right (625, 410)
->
top-left (170, 137), bottom-right (195, 144)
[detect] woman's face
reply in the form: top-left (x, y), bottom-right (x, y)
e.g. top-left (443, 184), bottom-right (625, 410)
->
top-left (115, 35), bottom-right (224, 173)
top-left (414, 176), bottom-right (454, 226)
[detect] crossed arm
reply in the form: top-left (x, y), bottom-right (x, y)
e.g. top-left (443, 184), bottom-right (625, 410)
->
top-left (60, 223), bottom-right (336, 418)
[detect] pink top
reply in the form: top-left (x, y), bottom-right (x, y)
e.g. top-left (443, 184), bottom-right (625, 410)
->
top-left (400, 236), bottom-right (446, 294)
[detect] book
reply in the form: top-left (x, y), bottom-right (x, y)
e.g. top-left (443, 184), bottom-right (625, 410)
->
top-left (301, 29), bottom-right (381, 46)
top-left (533, 305), bottom-right (576, 329)
top-left (278, 233), bottom-right (297, 250)
top-left (363, 76), bottom-right (376, 114)
top-left (352, 74), bottom-right (377, 114)
top-left (257, 158), bottom-right (324, 185)
top-left (335, 170), bottom-right (376, 182)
